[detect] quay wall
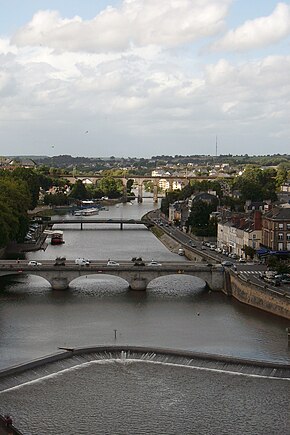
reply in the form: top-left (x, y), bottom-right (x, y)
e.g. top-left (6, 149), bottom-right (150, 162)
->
top-left (225, 271), bottom-right (290, 320)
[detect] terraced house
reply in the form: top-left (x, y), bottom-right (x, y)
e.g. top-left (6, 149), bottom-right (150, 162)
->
top-left (262, 207), bottom-right (290, 252)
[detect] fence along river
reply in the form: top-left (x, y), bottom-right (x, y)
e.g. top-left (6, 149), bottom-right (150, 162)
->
top-left (0, 200), bottom-right (289, 434)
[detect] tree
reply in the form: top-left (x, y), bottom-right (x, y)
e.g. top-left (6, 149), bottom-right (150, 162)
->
top-left (69, 180), bottom-right (89, 200)
top-left (96, 177), bottom-right (122, 198)
top-left (0, 175), bottom-right (31, 245)
top-left (233, 166), bottom-right (277, 202)
top-left (12, 167), bottom-right (41, 209)
top-left (242, 245), bottom-right (255, 259)
top-left (187, 200), bottom-right (217, 237)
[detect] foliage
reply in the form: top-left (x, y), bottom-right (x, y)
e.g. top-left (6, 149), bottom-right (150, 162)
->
top-left (186, 200), bottom-right (217, 237)
top-left (12, 167), bottom-right (41, 209)
top-left (96, 176), bottom-right (123, 198)
top-left (0, 174), bottom-right (31, 246)
top-left (266, 256), bottom-right (290, 274)
top-left (242, 245), bottom-right (256, 259)
top-left (44, 193), bottom-right (70, 206)
top-left (69, 180), bottom-right (90, 200)
top-left (233, 166), bottom-right (277, 202)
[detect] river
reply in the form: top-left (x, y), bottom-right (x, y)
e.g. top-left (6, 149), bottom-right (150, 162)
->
top-left (0, 200), bottom-right (289, 434)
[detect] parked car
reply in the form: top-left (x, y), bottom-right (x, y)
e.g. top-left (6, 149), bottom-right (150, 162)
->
top-left (147, 260), bottom-right (162, 266)
top-left (107, 260), bottom-right (120, 266)
top-left (221, 261), bottom-right (233, 267)
top-left (54, 257), bottom-right (66, 266)
top-left (28, 260), bottom-right (42, 266)
top-left (75, 258), bottom-right (90, 266)
top-left (133, 257), bottom-right (145, 266)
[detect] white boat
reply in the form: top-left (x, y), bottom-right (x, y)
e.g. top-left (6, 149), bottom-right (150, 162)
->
top-left (74, 208), bottom-right (99, 216)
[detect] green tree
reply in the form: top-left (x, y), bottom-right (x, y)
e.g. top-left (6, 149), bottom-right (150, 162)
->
top-left (12, 167), bottom-right (41, 209)
top-left (69, 180), bottom-right (89, 200)
top-left (187, 200), bottom-right (217, 237)
top-left (96, 177), bottom-right (122, 198)
top-left (234, 166), bottom-right (277, 202)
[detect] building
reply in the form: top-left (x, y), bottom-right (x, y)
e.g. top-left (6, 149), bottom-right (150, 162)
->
top-left (261, 207), bottom-right (290, 251)
top-left (217, 211), bottom-right (262, 258)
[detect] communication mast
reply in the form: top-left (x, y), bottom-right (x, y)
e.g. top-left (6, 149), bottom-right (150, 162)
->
top-left (215, 135), bottom-right (218, 157)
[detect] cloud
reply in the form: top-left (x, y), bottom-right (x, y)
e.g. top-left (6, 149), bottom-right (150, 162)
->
top-left (210, 2), bottom-right (290, 52)
top-left (11, 0), bottom-right (231, 52)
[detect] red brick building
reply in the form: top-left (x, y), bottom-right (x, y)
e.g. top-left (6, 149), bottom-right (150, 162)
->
top-left (262, 207), bottom-right (290, 251)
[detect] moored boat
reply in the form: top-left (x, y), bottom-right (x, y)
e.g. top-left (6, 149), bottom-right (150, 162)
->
top-left (74, 208), bottom-right (99, 216)
top-left (51, 230), bottom-right (64, 245)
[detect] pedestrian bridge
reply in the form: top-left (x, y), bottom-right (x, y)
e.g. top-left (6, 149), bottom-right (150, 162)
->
top-left (0, 260), bottom-right (224, 291)
top-left (49, 218), bottom-right (153, 230)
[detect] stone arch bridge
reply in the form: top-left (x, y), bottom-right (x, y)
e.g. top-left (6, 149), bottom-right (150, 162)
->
top-left (0, 261), bottom-right (224, 291)
top-left (60, 174), bottom-right (232, 203)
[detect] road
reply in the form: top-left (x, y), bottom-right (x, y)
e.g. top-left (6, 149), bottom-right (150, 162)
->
top-left (149, 210), bottom-right (290, 296)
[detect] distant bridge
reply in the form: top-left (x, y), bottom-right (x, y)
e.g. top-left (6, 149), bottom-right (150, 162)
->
top-left (0, 260), bottom-right (224, 291)
top-left (58, 174), bottom-right (232, 203)
top-left (49, 218), bottom-right (153, 230)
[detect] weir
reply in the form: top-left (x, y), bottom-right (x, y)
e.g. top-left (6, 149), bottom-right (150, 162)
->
top-left (0, 346), bottom-right (289, 394)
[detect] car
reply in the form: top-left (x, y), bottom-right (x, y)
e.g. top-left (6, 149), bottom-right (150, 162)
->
top-left (75, 258), bottom-right (90, 266)
top-left (147, 260), bottom-right (162, 266)
top-left (221, 261), bottom-right (233, 267)
top-left (54, 257), bottom-right (66, 266)
top-left (107, 260), bottom-right (119, 266)
top-left (238, 258), bottom-right (246, 263)
top-left (28, 260), bottom-right (42, 266)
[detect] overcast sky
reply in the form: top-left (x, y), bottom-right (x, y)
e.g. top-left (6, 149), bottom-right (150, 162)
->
top-left (0, 0), bottom-right (289, 158)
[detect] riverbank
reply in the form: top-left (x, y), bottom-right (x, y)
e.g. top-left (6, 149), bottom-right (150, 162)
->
top-left (0, 415), bottom-right (22, 435)
top-left (146, 212), bottom-right (290, 320)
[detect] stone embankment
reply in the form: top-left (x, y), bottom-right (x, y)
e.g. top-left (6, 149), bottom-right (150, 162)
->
top-left (224, 270), bottom-right (290, 320)
top-left (146, 213), bottom-right (290, 320)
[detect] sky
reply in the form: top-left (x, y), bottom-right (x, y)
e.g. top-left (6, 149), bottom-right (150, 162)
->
top-left (0, 0), bottom-right (289, 158)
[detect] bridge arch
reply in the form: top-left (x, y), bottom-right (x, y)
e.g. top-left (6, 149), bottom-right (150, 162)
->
top-left (68, 273), bottom-right (130, 291)
top-left (146, 273), bottom-right (208, 294)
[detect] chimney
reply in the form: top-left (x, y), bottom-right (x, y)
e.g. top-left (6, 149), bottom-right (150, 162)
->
top-left (254, 211), bottom-right (262, 230)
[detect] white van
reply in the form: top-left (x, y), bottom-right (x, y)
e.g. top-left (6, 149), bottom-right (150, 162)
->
top-left (178, 248), bottom-right (185, 256)
top-left (75, 258), bottom-right (90, 266)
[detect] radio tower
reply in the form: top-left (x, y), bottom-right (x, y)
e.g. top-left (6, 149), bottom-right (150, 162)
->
top-left (215, 135), bottom-right (218, 158)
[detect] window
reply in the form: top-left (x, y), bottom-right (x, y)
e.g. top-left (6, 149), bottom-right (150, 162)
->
top-left (287, 223), bottom-right (290, 230)
top-left (278, 233), bottom-right (283, 240)
top-left (278, 223), bottom-right (283, 229)
top-left (287, 234), bottom-right (290, 241)
top-left (278, 242), bottom-right (284, 250)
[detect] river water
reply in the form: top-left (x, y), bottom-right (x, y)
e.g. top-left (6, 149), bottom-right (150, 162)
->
top-left (0, 200), bottom-right (289, 434)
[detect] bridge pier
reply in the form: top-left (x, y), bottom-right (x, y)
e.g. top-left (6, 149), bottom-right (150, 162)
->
top-left (153, 184), bottom-right (158, 204)
top-left (50, 277), bottom-right (69, 290)
top-left (137, 183), bottom-right (143, 203)
top-left (129, 278), bottom-right (148, 291)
